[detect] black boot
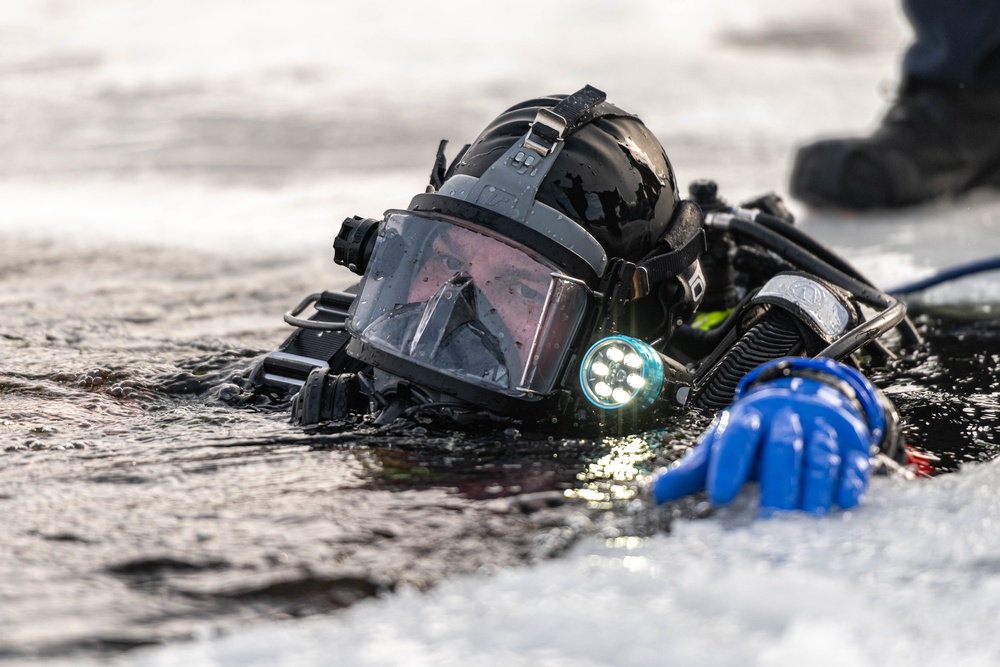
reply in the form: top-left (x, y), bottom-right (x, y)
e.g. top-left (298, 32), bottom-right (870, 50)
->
top-left (790, 80), bottom-right (1000, 210)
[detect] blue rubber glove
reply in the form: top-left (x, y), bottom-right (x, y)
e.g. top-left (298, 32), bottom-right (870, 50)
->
top-left (651, 357), bottom-right (889, 515)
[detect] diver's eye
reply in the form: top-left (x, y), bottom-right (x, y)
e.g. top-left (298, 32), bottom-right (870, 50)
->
top-left (441, 254), bottom-right (464, 272)
top-left (510, 282), bottom-right (542, 301)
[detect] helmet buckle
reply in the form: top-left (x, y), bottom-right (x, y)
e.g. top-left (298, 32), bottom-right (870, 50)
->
top-left (524, 108), bottom-right (568, 156)
top-left (631, 265), bottom-right (651, 300)
top-left (609, 260), bottom-right (651, 302)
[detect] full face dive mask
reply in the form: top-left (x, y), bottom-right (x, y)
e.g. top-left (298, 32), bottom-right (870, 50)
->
top-left (334, 85), bottom-right (705, 421)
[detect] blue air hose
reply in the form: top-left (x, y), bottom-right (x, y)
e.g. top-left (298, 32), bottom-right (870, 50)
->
top-left (888, 256), bottom-right (1000, 296)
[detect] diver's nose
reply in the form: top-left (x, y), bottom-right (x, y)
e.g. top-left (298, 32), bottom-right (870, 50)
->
top-left (443, 272), bottom-right (473, 291)
top-left (434, 271), bottom-right (478, 308)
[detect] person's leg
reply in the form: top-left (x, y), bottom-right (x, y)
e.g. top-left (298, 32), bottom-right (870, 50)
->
top-left (789, 1), bottom-right (1000, 210)
top-left (903, 0), bottom-right (1000, 87)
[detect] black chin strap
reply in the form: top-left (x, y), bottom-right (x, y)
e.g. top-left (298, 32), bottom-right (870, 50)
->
top-left (630, 201), bottom-right (708, 298)
top-left (637, 230), bottom-right (707, 294)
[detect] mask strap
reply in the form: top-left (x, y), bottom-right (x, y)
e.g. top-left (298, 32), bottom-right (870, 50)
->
top-left (524, 84), bottom-right (607, 155)
top-left (463, 85), bottom-right (621, 223)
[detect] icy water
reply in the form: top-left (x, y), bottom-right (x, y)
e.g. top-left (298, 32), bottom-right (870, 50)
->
top-left (0, 233), bottom-right (701, 658)
top-left (3, 236), bottom-right (999, 662)
top-left (3, 0), bottom-right (1000, 665)
top-left (0, 230), bottom-right (694, 655)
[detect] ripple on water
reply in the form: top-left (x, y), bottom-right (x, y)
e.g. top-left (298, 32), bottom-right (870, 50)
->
top-left (1, 237), bottom-right (998, 661)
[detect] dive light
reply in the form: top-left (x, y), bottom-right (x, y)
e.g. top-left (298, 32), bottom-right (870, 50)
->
top-left (579, 335), bottom-right (691, 410)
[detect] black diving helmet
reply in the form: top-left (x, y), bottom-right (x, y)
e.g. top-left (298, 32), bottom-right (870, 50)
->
top-left (338, 86), bottom-right (707, 421)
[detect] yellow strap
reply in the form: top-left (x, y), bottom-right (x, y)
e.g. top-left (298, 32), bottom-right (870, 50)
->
top-left (691, 309), bottom-right (733, 331)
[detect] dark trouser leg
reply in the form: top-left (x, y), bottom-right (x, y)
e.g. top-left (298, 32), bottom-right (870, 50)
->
top-left (902, 0), bottom-right (1000, 87)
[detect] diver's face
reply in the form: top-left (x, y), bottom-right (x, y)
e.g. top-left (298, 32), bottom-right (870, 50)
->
top-left (407, 227), bottom-right (551, 350)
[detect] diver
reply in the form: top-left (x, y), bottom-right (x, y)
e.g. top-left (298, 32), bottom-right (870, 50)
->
top-left (249, 85), bottom-right (920, 516)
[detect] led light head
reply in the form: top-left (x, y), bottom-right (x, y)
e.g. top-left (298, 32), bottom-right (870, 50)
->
top-left (579, 335), bottom-right (664, 410)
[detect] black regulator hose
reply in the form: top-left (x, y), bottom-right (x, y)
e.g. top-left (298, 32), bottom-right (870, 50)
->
top-left (710, 214), bottom-right (888, 305)
top-left (752, 212), bottom-right (875, 285)
top-left (739, 210), bottom-right (922, 346)
top-left (706, 212), bottom-right (919, 355)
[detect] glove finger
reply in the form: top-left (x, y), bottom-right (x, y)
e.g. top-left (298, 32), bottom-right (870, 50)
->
top-left (759, 407), bottom-right (805, 514)
top-left (800, 420), bottom-right (841, 515)
top-left (650, 434), bottom-right (712, 504)
top-left (837, 448), bottom-right (871, 509)
top-left (707, 405), bottom-right (765, 505)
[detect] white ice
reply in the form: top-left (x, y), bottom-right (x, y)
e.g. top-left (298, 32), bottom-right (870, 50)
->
top-left (72, 462), bottom-right (1000, 667)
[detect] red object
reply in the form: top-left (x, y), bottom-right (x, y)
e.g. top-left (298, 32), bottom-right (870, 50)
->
top-left (905, 446), bottom-right (939, 477)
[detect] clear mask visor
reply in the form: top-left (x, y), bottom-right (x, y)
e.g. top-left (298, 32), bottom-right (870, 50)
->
top-left (348, 212), bottom-right (590, 396)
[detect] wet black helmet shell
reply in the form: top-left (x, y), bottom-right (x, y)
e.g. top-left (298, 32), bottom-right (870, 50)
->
top-left (451, 95), bottom-right (681, 263)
